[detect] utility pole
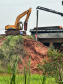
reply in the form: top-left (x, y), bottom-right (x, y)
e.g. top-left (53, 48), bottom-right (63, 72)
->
top-left (62, 0), bottom-right (63, 5)
top-left (36, 10), bottom-right (38, 41)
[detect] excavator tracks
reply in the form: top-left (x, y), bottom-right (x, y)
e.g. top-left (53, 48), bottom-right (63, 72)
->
top-left (5, 30), bottom-right (20, 35)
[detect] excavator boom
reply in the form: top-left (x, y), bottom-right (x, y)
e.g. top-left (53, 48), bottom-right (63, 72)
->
top-left (25, 8), bottom-right (32, 23)
top-left (15, 8), bottom-right (32, 28)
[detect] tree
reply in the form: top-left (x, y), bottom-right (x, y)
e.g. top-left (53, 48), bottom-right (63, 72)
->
top-left (37, 46), bottom-right (63, 83)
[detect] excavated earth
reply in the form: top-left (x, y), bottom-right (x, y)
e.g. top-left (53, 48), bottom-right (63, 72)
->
top-left (0, 37), bottom-right (48, 74)
top-left (18, 38), bottom-right (48, 74)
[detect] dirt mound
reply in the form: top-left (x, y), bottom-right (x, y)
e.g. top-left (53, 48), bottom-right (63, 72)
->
top-left (18, 38), bottom-right (48, 74)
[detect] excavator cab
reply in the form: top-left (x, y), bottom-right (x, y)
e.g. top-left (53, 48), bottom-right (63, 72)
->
top-left (17, 21), bottom-right (23, 30)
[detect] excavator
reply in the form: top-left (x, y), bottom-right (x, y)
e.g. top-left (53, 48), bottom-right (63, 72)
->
top-left (5, 8), bottom-right (32, 35)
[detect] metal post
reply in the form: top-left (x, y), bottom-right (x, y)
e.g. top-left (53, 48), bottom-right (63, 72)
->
top-left (36, 10), bottom-right (38, 41)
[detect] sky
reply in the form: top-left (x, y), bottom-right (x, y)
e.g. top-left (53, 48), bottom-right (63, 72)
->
top-left (0, 0), bottom-right (63, 35)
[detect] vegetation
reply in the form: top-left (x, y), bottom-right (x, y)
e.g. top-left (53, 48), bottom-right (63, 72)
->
top-left (0, 36), bottom-right (63, 84)
top-left (0, 35), bottom-right (5, 38)
top-left (26, 35), bottom-right (34, 39)
top-left (0, 36), bottom-right (2, 38)
top-left (37, 46), bottom-right (63, 83)
top-left (0, 35), bottom-right (26, 72)
top-left (0, 35), bottom-right (34, 72)
top-left (0, 74), bottom-right (58, 84)
top-left (0, 59), bottom-right (60, 84)
top-left (10, 61), bottom-right (17, 84)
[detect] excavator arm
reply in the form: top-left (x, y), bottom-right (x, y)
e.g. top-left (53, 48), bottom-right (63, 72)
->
top-left (24, 8), bottom-right (32, 30)
top-left (25, 8), bottom-right (32, 23)
top-left (15, 7), bottom-right (32, 29)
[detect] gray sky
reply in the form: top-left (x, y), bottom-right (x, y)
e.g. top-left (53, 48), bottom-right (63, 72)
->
top-left (0, 0), bottom-right (63, 35)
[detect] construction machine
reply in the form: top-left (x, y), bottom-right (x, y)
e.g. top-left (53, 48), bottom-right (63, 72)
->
top-left (5, 8), bottom-right (32, 35)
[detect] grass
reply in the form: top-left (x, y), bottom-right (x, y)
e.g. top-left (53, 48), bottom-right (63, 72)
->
top-left (0, 74), bottom-right (58, 84)
top-left (0, 36), bottom-right (2, 38)
top-left (26, 36), bottom-right (34, 39)
top-left (0, 58), bottom-right (58, 84)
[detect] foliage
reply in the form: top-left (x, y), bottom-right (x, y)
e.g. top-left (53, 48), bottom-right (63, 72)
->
top-left (10, 61), bottom-right (17, 84)
top-left (23, 58), bottom-right (31, 84)
top-left (26, 35), bottom-right (34, 39)
top-left (0, 74), bottom-right (58, 84)
top-left (37, 47), bottom-right (63, 82)
top-left (0, 35), bottom-right (26, 71)
top-left (3, 35), bottom-right (6, 38)
top-left (24, 66), bottom-right (27, 84)
top-left (0, 36), bottom-right (3, 38)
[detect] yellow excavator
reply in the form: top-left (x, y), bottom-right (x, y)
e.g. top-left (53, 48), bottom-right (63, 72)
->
top-left (5, 8), bottom-right (32, 35)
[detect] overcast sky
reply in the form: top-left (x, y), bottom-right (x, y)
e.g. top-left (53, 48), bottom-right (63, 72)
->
top-left (0, 0), bottom-right (63, 35)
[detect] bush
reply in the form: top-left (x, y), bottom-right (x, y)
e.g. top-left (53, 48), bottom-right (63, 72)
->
top-left (37, 47), bottom-right (63, 82)
top-left (0, 36), bottom-right (2, 38)
top-left (26, 36), bottom-right (34, 39)
top-left (0, 35), bottom-right (26, 72)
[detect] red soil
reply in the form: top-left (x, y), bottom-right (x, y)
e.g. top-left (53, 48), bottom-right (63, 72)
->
top-left (18, 38), bottom-right (48, 74)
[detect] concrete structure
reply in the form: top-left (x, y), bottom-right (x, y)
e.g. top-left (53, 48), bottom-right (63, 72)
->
top-left (30, 26), bottom-right (63, 48)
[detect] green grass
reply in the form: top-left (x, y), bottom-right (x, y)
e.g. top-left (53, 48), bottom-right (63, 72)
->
top-left (0, 74), bottom-right (58, 84)
top-left (26, 36), bottom-right (34, 39)
top-left (0, 36), bottom-right (3, 38)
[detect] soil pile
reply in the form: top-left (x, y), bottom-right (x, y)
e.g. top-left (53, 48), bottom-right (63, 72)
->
top-left (18, 38), bottom-right (48, 74)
